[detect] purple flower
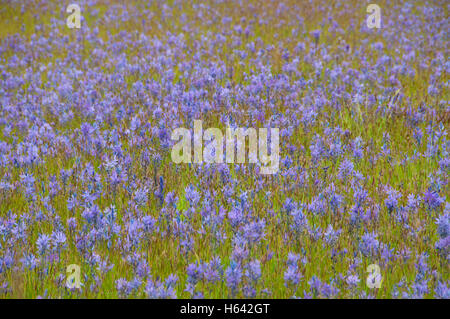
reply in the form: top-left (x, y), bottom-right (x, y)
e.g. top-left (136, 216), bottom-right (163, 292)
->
top-left (415, 253), bottom-right (429, 280)
top-left (435, 281), bottom-right (450, 299)
top-left (346, 274), bottom-right (360, 287)
top-left (283, 198), bottom-right (296, 213)
top-left (241, 219), bottom-right (266, 244)
top-left (51, 231), bottom-right (67, 251)
top-left (225, 261), bottom-right (242, 296)
top-left (310, 29), bottom-right (321, 42)
top-left (142, 215), bottom-right (157, 234)
top-left (435, 236), bottom-right (450, 257)
top-left (36, 234), bottom-right (51, 255)
top-left (133, 187), bottom-right (149, 206)
top-left (203, 257), bottom-right (223, 283)
top-left (245, 259), bottom-right (261, 283)
top-left (116, 278), bottom-right (129, 297)
top-left (385, 187), bottom-right (401, 212)
top-left (423, 190), bottom-right (444, 210)
top-left (435, 213), bottom-right (450, 238)
top-left (185, 185), bottom-right (200, 207)
top-left (186, 262), bottom-right (203, 286)
top-left (284, 266), bottom-right (302, 287)
top-left (308, 275), bottom-right (322, 296)
top-left (20, 253), bottom-right (39, 270)
top-left (228, 208), bottom-right (244, 228)
top-left (290, 207), bottom-right (308, 233)
top-left (337, 159), bottom-right (354, 180)
top-left (407, 194), bottom-right (420, 210)
top-left (359, 232), bottom-right (379, 257)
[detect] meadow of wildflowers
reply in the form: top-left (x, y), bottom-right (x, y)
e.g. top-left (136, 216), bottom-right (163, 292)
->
top-left (0, 0), bottom-right (448, 299)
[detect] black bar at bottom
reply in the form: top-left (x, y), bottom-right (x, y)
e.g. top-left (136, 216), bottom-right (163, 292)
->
top-left (0, 298), bottom-right (444, 318)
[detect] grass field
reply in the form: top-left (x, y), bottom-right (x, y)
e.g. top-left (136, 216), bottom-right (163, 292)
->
top-left (0, 0), bottom-right (448, 298)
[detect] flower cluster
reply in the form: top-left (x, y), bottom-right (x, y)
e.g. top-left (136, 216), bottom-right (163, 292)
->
top-left (0, 0), bottom-right (448, 298)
